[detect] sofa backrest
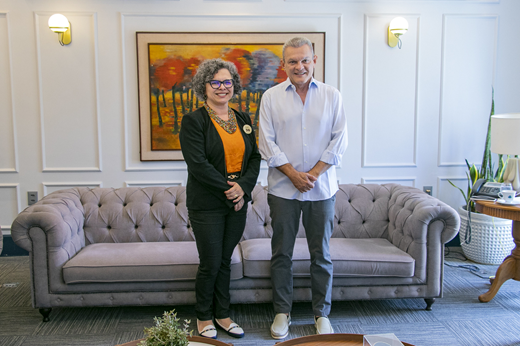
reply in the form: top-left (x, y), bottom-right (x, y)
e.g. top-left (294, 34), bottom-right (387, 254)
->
top-left (75, 186), bottom-right (192, 245)
top-left (59, 183), bottom-right (398, 245)
top-left (241, 183), bottom-right (394, 240)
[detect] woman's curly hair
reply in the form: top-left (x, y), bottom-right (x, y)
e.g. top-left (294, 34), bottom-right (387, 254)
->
top-left (191, 58), bottom-right (242, 100)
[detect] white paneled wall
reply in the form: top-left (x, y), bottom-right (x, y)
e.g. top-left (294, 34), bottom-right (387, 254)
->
top-left (0, 13), bottom-right (17, 173)
top-left (1, 0), bottom-right (520, 236)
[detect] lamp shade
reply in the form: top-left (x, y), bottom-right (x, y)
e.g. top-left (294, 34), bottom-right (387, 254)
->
top-left (490, 113), bottom-right (520, 155)
top-left (48, 14), bottom-right (69, 33)
top-left (389, 17), bottom-right (409, 36)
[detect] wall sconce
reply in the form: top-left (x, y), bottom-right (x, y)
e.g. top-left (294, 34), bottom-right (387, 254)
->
top-left (388, 17), bottom-right (408, 49)
top-left (48, 14), bottom-right (71, 46)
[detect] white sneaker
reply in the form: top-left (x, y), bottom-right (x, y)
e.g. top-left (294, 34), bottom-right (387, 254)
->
top-left (314, 316), bottom-right (334, 334)
top-left (271, 313), bottom-right (291, 339)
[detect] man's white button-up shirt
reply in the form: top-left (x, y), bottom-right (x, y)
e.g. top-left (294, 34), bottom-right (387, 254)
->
top-left (259, 77), bottom-right (348, 201)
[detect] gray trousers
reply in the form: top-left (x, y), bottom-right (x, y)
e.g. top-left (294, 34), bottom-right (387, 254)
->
top-left (268, 194), bottom-right (335, 317)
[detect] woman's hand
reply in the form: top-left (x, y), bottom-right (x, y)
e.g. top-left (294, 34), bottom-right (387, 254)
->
top-left (234, 198), bottom-right (245, 211)
top-left (225, 182), bottom-right (244, 203)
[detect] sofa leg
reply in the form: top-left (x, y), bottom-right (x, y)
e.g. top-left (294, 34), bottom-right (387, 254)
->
top-left (424, 298), bottom-right (435, 311)
top-left (39, 308), bottom-right (52, 322)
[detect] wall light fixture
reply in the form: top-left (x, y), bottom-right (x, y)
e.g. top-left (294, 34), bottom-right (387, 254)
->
top-left (48, 14), bottom-right (71, 46)
top-left (388, 17), bottom-right (408, 49)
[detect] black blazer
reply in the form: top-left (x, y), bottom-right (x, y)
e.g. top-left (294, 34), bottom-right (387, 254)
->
top-left (180, 107), bottom-right (261, 211)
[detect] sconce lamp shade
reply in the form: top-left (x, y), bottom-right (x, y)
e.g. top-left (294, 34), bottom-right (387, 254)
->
top-left (48, 14), bottom-right (69, 32)
top-left (491, 113), bottom-right (520, 155)
top-left (48, 14), bottom-right (71, 45)
top-left (388, 17), bottom-right (409, 49)
top-left (491, 113), bottom-right (520, 191)
top-left (389, 17), bottom-right (409, 36)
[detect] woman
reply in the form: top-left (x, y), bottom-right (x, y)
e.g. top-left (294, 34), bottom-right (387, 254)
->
top-left (179, 58), bottom-right (261, 339)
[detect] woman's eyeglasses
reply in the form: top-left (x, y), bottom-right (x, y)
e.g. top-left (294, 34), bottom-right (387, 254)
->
top-left (208, 79), bottom-right (234, 89)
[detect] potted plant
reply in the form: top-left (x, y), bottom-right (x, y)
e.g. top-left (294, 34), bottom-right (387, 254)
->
top-left (138, 310), bottom-right (192, 346)
top-left (448, 91), bottom-right (514, 264)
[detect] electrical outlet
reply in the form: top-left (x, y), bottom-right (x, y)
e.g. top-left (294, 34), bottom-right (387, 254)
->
top-left (423, 186), bottom-right (433, 196)
top-left (28, 191), bottom-right (38, 205)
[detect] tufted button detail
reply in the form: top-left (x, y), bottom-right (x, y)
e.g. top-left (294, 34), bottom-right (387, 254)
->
top-left (123, 203), bottom-right (127, 207)
top-left (187, 224), bottom-right (191, 229)
top-left (264, 223), bottom-right (267, 227)
top-left (255, 292), bottom-right (259, 297)
top-left (80, 296), bottom-right (84, 301)
top-left (98, 204), bottom-right (102, 207)
top-left (395, 290), bottom-right (399, 294)
top-left (417, 288), bottom-right (421, 292)
top-left (150, 203), bottom-right (153, 206)
top-left (340, 290), bottom-right (344, 295)
top-left (162, 225), bottom-right (166, 229)
top-left (109, 296), bottom-right (114, 300)
top-left (139, 296), bottom-right (143, 300)
top-left (56, 298), bottom-right (62, 302)
top-left (107, 225), bottom-right (112, 230)
top-left (367, 290), bottom-right (371, 295)
top-left (168, 295), bottom-right (173, 299)
top-left (174, 202), bottom-right (178, 206)
top-left (135, 225), bottom-right (138, 229)
top-left (251, 201), bottom-right (254, 204)
top-left (338, 221), bottom-right (341, 224)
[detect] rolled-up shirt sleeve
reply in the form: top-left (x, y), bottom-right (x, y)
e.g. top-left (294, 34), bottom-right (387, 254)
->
top-left (259, 91), bottom-right (290, 168)
top-left (319, 90), bottom-right (348, 165)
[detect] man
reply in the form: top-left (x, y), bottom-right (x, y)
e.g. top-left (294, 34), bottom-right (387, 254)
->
top-left (258, 37), bottom-right (348, 339)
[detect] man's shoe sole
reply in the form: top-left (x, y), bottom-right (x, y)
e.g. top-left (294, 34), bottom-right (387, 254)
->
top-left (271, 321), bottom-right (291, 339)
top-left (271, 329), bottom-right (289, 339)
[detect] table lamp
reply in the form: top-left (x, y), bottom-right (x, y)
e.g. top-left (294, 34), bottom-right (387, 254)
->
top-left (491, 113), bottom-right (520, 191)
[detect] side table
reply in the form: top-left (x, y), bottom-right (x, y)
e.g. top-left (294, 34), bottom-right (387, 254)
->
top-left (474, 200), bottom-right (520, 302)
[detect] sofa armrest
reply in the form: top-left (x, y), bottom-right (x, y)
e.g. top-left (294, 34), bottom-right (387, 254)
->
top-left (387, 184), bottom-right (459, 248)
top-left (11, 189), bottom-right (86, 258)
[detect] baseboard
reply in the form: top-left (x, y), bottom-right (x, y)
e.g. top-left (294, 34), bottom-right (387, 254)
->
top-left (0, 235), bottom-right (29, 257)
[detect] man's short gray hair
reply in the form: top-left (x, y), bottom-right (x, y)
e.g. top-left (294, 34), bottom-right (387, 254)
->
top-left (282, 37), bottom-right (314, 61)
top-left (191, 58), bottom-right (243, 100)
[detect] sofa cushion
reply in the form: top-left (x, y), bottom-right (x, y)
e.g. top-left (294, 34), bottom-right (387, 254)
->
top-left (63, 242), bottom-right (243, 284)
top-left (240, 238), bottom-right (414, 278)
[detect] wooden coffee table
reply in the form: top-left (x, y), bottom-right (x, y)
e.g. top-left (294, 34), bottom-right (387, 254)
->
top-left (474, 200), bottom-right (520, 302)
top-left (116, 336), bottom-right (233, 346)
top-left (275, 333), bottom-right (414, 345)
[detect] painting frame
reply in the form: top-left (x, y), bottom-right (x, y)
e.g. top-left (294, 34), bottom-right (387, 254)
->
top-left (137, 32), bottom-right (326, 161)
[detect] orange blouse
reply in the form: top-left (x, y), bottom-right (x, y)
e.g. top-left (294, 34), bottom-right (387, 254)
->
top-left (210, 117), bottom-right (245, 174)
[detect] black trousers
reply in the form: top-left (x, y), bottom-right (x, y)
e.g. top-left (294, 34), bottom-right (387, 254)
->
top-left (189, 205), bottom-right (248, 321)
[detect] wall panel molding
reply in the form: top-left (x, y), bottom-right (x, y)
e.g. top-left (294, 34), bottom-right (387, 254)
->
top-left (124, 181), bottom-right (184, 187)
top-left (438, 14), bottom-right (498, 167)
top-left (0, 183), bottom-right (21, 231)
top-left (35, 12), bottom-right (102, 173)
top-left (42, 181), bottom-right (103, 196)
top-left (361, 177), bottom-right (416, 187)
top-left (362, 14), bottom-right (420, 168)
top-left (121, 12), bottom-right (342, 172)
top-left (0, 12), bottom-right (18, 173)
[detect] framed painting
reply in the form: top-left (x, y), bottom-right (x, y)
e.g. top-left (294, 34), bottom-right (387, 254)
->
top-left (136, 32), bottom-right (325, 161)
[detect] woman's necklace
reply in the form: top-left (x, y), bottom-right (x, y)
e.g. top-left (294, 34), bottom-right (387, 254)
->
top-left (204, 102), bottom-right (237, 134)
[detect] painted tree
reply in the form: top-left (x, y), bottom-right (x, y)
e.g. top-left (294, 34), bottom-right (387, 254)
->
top-left (154, 57), bottom-right (187, 134)
top-left (249, 49), bottom-right (283, 128)
top-left (221, 48), bottom-right (254, 112)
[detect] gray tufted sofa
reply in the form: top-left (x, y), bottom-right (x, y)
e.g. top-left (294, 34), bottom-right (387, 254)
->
top-left (11, 184), bottom-right (459, 322)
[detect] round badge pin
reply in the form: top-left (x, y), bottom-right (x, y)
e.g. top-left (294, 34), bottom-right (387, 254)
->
top-left (243, 125), bottom-right (252, 134)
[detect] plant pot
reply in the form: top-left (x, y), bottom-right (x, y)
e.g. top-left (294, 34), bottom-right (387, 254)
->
top-left (458, 205), bottom-right (515, 264)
